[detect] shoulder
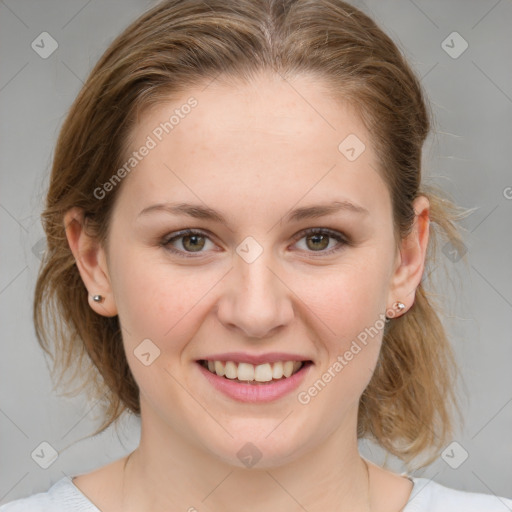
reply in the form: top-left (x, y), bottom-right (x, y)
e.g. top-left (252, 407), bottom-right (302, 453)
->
top-left (404, 477), bottom-right (512, 512)
top-left (0, 476), bottom-right (101, 512)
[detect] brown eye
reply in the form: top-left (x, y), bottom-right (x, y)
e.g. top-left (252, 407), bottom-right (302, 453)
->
top-left (180, 234), bottom-right (206, 252)
top-left (292, 228), bottom-right (348, 256)
top-left (161, 229), bottom-right (214, 257)
top-left (305, 233), bottom-right (330, 251)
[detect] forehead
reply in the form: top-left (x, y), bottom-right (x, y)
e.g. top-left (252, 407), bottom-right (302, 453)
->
top-left (115, 72), bottom-right (390, 225)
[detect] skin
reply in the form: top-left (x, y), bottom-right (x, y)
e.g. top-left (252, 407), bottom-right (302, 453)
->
top-left (64, 71), bottom-right (429, 512)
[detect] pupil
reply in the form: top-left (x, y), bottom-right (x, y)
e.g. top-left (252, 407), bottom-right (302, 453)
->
top-left (308, 234), bottom-right (328, 251)
top-left (184, 235), bottom-right (204, 251)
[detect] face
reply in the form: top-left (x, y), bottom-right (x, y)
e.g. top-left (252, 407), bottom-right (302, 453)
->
top-left (72, 71), bottom-right (423, 469)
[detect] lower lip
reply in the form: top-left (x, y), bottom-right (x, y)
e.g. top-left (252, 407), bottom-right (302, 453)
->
top-left (196, 361), bottom-right (313, 403)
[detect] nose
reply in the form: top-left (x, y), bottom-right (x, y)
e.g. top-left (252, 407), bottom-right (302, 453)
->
top-left (216, 246), bottom-right (295, 340)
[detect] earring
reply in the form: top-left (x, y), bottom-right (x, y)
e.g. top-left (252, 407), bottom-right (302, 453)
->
top-left (394, 301), bottom-right (406, 312)
top-left (385, 301), bottom-right (406, 321)
top-left (92, 294), bottom-right (104, 303)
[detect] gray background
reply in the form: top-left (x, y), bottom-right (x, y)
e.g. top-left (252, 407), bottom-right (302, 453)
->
top-left (1, 0), bottom-right (511, 505)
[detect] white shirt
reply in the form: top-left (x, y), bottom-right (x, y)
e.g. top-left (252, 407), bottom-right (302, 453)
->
top-left (1, 475), bottom-right (511, 511)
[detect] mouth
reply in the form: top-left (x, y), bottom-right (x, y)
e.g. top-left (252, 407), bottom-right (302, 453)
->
top-left (197, 359), bottom-right (313, 385)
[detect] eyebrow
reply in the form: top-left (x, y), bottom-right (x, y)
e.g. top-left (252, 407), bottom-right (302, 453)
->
top-left (137, 200), bottom-right (369, 225)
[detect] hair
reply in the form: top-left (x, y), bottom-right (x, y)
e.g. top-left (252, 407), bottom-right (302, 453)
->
top-left (34, 0), bottom-right (472, 471)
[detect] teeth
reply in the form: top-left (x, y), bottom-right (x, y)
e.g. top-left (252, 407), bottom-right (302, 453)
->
top-left (272, 362), bottom-right (284, 379)
top-left (203, 360), bottom-right (304, 382)
top-left (224, 361), bottom-right (238, 379)
top-left (283, 361), bottom-right (294, 378)
top-left (214, 360), bottom-right (225, 377)
top-left (254, 363), bottom-right (272, 382)
top-left (237, 362), bottom-right (254, 381)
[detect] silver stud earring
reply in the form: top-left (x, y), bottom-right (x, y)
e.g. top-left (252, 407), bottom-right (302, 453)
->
top-left (394, 301), bottom-right (406, 312)
top-left (92, 294), bottom-right (104, 303)
top-left (385, 301), bottom-right (406, 321)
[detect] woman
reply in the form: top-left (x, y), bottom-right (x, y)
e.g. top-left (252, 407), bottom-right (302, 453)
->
top-left (1, 0), bottom-right (510, 510)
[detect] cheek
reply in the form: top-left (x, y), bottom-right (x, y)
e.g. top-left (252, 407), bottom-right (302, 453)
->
top-left (111, 248), bottom-right (208, 336)
top-left (296, 257), bottom-right (387, 342)
top-left (290, 258), bottom-right (387, 404)
top-left (111, 251), bottom-right (228, 396)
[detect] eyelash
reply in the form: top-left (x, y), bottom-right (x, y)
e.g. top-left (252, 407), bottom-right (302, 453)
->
top-left (160, 228), bottom-right (349, 259)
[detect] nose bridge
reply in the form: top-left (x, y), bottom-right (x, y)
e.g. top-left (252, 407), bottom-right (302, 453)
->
top-left (218, 235), bottom-right (293, 338)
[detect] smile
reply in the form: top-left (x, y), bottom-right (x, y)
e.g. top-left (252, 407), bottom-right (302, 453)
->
top-left (196, 359), bottom-right (313, 403)
top-left (199, 359), bottom-right (307, 383)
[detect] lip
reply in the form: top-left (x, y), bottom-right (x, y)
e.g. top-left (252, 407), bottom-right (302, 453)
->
top-left (197, 352), bottom-right (312, 365)
top-left (196, 360), bottom-right (313, 403)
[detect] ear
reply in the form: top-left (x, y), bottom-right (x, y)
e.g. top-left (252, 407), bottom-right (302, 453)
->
top-left (63, 207), bottom-right (118, 317)
top-left (386, 195), bottom-right (430, 316)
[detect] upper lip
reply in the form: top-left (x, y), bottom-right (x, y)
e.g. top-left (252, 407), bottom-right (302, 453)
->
top-left (197, 352), bottom-right (313, 365)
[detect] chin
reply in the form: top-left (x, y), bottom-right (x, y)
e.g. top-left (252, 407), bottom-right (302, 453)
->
top-left (202, 427), bottom-right (311, 470)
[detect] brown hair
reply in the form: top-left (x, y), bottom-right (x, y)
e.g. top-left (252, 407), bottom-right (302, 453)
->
top-left (34, 0), bottom-right (471, 470)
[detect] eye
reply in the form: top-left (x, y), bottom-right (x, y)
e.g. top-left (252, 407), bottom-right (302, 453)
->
top-left (291, 228), bottom-right (348, 256)
top-left (160, 227), bottom-right (349, 258)
top-left (161, 229), bottom-right (216, 257)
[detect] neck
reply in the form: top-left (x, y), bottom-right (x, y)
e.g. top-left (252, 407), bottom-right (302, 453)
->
top-left (121, 402), bottom-right (372, 512)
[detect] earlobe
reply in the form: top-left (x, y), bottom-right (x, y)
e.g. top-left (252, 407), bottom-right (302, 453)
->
top-left (386, 195), bottom-right (430, 316)
top-left (63, 207), bottom-right (118, 317)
